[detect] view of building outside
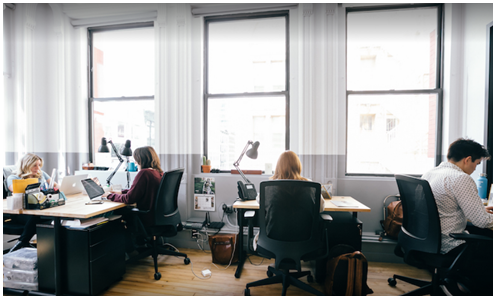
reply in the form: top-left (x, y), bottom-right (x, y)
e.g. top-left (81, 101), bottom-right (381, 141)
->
top-left (208, 97), bottom-right (285, 170)
top-left (347, 7), bottom-right (439, 174)
top-left (207, 16), bottom-right (287, 171)
top-left (91, 26), bottom-right (154, 165)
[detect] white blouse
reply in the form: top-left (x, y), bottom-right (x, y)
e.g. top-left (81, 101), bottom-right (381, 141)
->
top-left (422, 162), bottom-right (493, 254)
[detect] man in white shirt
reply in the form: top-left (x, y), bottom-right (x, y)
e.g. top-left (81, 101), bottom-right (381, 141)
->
top-left (422, 138), bottom-right (492, 295)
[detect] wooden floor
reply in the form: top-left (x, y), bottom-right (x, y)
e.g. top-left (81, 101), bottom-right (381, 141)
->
top-left (97, 247), bottom-right (431, 296)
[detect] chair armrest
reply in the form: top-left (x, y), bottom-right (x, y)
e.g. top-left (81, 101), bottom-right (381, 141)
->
top-left (244, 211), bottom-right (256, 254)
top-left (450, 233), bottom-right (492, 242)
top-left (130, 207), bottom-right (150, 214)
top-left (244, 210), bottom-right (255, 218)
top-left (320, 213), bottom-right (332, 221)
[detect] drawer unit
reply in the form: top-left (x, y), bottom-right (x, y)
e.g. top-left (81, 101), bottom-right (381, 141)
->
top-left (37, 219), bottom-right (125, 295)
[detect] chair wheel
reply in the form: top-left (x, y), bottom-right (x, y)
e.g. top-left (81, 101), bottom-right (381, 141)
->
top-left (388, 278), bottom-right (397, 286)
top-left (267, 270), bottom-right (273, 277)
top-left (307, 275), bottom-right (314, 283)
top-left (154, 272), bottom-right (162, 280)
top-left (184, 258), bottom-right (191, 265)
top-left (244, 288), bottom-right (250, 296)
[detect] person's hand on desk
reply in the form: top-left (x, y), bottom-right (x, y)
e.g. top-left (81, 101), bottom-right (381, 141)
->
top-left (485, 206), bottom-right (493, 214)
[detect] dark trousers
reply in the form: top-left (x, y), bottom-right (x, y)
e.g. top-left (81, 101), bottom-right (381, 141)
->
top-left (113, 208), bottom-right (146, 253)
top-left (10, 215), bottom-right (41, 243)
top-left (444, 224), bottom-right (493, 294)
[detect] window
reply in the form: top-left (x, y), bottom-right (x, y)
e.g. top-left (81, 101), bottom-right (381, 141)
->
top-left (205, 12), bottom-right (289, 171)
top-left (89, 23), bottom-right (154, 164)
top-left (346, 5), bottom-right (442, 175)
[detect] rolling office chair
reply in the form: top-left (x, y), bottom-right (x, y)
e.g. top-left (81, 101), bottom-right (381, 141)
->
top-left (3, 165), bottom-right (16, 197)
top-left (244, 180), bottom-right (331, 296)
top-left (127, 168), bottom-right (190, 280)
top-left (389, 174), bottom-right (493, 296)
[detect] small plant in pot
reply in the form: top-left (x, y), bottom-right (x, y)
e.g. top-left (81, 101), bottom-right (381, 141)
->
top-left (202, 156), bottom-right (211, 173)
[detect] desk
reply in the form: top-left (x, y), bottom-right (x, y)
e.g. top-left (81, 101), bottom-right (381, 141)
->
top-left (232, 196), bottom-right (371, 278)
top-left (3, 193), bottom-right (126, 295)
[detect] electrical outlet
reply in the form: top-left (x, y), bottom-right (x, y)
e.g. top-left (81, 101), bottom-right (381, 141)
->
top-left (222, 204), bottom-right (234, 214)
top-left (191, 229), bottom-right (198, 239)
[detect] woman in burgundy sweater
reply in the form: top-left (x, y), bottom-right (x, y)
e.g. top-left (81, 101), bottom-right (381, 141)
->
top-left (103, 146), bottom-right (163, 227)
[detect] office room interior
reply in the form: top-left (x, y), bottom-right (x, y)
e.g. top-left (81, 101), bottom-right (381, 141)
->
top-left (2, 2), bottom-right (493, 296)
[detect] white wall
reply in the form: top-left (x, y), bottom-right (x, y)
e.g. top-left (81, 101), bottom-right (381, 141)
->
top-left (462, 4), bottom-right (492, 143)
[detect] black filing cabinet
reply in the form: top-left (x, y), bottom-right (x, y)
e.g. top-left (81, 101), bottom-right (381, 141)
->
top-left (37, 219), bottom-right (126, 295)
top-left (315, 211), bottom-right (363, 282)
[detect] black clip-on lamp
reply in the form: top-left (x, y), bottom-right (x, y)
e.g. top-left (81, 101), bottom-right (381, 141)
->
top-left (98, 137), bottom-right (132, 188)
top-left (233, 140), bottom-right (260, 200)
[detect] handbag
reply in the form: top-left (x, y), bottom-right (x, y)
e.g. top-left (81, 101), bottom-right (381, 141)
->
top-left (208, 233), bottom-right (239, 265)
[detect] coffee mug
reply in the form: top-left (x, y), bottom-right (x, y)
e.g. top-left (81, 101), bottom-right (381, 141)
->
top-left (128, 162), bottom-right (136, 172)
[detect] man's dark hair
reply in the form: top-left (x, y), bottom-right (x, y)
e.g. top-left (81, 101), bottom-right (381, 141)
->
top-left (447, 138), bottom-right (490, 162)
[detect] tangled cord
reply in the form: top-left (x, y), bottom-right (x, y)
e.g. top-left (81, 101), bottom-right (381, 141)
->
top-left (163, 242), bottom-right (212, 280)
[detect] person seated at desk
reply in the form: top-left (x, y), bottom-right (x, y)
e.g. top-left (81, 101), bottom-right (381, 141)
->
top-left (103, 146), bottom-right (163, 252)
top-left (422, 138), bottom-right (492, 294)
top-left (6, 153), bottom-right (59, 252)
top-left (253, 150), bottom-right (325, 250)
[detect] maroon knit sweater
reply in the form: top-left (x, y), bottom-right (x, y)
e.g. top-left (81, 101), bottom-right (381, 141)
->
top-left (107, 168), bottom-right (163, 221)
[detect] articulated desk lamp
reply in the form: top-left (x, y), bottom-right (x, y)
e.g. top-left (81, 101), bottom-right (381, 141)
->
top-left (120, 140), bottom-right (133, 188)
top-left (233, 140), bottom-right (260, 200)
top-left (98, 138), bottom-right (132, 188)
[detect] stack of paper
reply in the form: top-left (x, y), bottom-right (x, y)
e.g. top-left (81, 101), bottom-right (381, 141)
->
top-left (55, 217), bottom-right (108, 229)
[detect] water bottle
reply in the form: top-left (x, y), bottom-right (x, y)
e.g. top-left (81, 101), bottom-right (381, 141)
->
top-left (476, 173), bottom-right (488, 200)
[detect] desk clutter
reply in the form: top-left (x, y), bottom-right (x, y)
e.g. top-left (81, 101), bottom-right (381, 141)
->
top-left (3, 248), bottom-right (39, 291)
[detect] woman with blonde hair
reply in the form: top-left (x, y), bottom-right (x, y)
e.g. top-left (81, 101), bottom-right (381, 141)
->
top-left (6, 153), bottom-right (57, 252)
top-left (253, 150), bottom-right (325, 250)
top-left (7, 153), bottom-right (58, 192)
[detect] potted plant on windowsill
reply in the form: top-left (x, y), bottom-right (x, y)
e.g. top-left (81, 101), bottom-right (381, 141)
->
top-left (202, 156), bottom-right (211, 173)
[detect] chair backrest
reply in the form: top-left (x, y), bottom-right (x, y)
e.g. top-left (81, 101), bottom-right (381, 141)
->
top-left (152, 168), bottom-right (184, 227)
top-left (257, 180), bottom-right (324, 272)
top-left (3, 165), bottom-right (16, 196)
top-left (395, 174), bottom-right (441, 255)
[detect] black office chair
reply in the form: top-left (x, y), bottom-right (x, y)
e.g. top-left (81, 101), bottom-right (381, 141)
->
top-left (244, 180), bottom-right (331, 296)
top-left (127, 168), bottom-right (190, 280)
top-left (389, 174), bottom-right (492, 296)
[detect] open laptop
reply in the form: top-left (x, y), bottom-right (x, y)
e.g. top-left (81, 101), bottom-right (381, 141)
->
top-left (59, 174), bottom-right (88, 195)
top-left (81, 178), bottom-right (106, 204)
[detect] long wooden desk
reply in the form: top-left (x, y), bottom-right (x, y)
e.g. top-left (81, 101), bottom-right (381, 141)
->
top-left (3, 193), bottom-right (126, 295)
top-left (232, 196), bottom-right (371, 278)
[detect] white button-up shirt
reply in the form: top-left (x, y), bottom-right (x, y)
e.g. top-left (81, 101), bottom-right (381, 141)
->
top-left (422, 162), bottom-right (493, 254)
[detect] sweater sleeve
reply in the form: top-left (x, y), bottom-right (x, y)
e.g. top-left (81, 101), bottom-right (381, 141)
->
top-left (107, 171), bottom-right (147, 205)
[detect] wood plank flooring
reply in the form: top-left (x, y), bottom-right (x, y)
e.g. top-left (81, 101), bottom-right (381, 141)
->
top-left (99, 247), bottom-right (431, 296)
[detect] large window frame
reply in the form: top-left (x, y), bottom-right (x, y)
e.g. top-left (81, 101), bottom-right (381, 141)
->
top-left (345, 4), bottom-right (444, 177)
top-left (203, 11), bottom-right (290, 171)
top-left (87, 22), bottom-right (155, 162)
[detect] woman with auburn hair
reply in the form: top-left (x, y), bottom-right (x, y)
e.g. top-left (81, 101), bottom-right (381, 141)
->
top-left (6, 153), bottom-right (58, 252)
top-left (103, 146), bottom-right (164, 254)
top-left (253, 150), bottom-right (325, 250)
top-left (104, 146), bottom-right (163, 215)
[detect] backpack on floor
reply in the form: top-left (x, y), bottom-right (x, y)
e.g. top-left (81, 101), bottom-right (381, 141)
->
top-left (379, 195), bottom-right (402, 240)
top-left (324, 251), bottom-right (374, 296)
